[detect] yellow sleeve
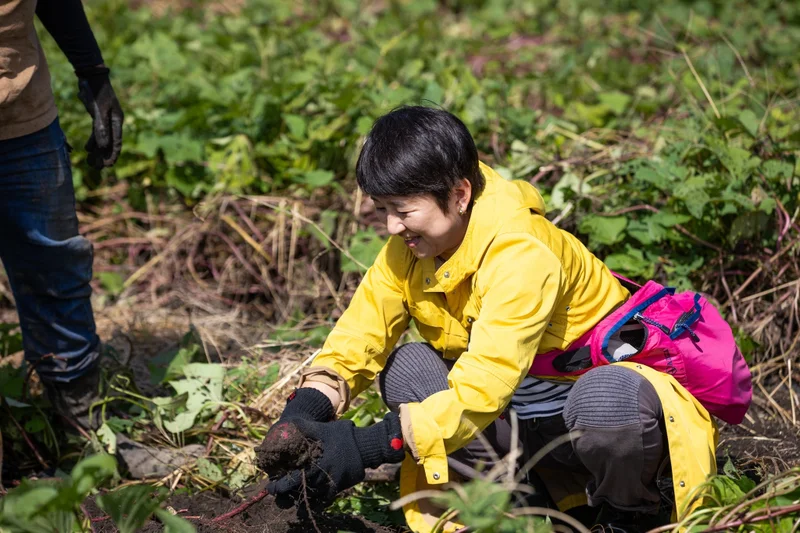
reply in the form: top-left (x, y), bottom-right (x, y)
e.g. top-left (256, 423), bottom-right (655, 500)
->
top-left (311, 237), bottom-right (412, 403)
top-left (404, 233), bottom-right (565, 484)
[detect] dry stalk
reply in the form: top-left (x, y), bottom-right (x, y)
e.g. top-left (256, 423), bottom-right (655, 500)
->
top-left (287, 202), bottom-right (301, 284)
top-left (220, 214), bottom-right (272, 265)
top-left (681, 48), bottom-right (720, 119)
top-left (250, 349), bottom-right (320, 412)
top-left (247, 197), bottom-right (369, 271)
top-left (789, 357), bottom-right (797, 426)
top-left (277, 199), bottom-right (287, 277)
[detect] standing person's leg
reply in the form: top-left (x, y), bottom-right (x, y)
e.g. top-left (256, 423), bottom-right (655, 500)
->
top-left (0, 118), bottom-right (101, 425)
top-left (563, 364), bottom-right (668, 525)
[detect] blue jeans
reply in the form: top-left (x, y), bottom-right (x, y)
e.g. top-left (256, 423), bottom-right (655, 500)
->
top-left (0, 118), bottom-right (99, 383)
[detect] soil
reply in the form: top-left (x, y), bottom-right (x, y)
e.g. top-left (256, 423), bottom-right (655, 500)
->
top-left (85, 484), bottom-right (400, 533)
top-left (717, 384), bottom-right (800, 474)
top-left (254, 420), bottom-right (322, 480)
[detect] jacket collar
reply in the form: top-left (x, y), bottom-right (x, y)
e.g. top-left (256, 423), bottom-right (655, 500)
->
top-left (422, 162), bottom-right (546, 293)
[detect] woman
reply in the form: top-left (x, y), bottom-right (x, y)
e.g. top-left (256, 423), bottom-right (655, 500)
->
top-left (256, 106), bottom-right (745, 533)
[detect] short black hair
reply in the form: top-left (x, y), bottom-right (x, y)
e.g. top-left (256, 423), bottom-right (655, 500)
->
top-left (356, 106), bottom-right (485, 213)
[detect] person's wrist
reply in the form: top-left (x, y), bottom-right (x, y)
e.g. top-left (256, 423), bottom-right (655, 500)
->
top-left (354, 411), bottom-right (405, 469)
top-left (75, 64), bottom-right (110, 79)
top-left (280, 387), bottom-right (334, 422)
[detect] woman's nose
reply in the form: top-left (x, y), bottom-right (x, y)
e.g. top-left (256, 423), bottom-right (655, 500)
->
top-left (386, 214), bottom-right (405, 235)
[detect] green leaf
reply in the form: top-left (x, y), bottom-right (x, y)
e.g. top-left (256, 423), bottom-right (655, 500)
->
top-left (0, 483), bottom-right (60, 520)
top-left (196, 458), bottom-right (224, 482)
top-left (762, 159), bottom-right (794, 181)
top-left (578, 215), bottom-right (628, 247)
top-left (284, 114), bottom-right (307, 138)
top-left (306, 209), bottom-right (338, 250)
top-left (71, 454), bottom-right (117, 497)
top-left (148, 329), bottom-right (204, 385)
top-left (161, 363), bottom-right (225, 433)
top-left (24, 416), bottom-right (46, 434)
top-left (422, 81), bottom-right (444, 105)
top-left (463, 94), bottom-right (487, 125)
top-left (649, 212), bottom-right (692, 227)
top-left (97, 423), bottom-right (118, 454)
top-left (300, 169), bottom-right (335, 187)
top-left (599, 91), bottom-right (631, 115)
top-left (604, 246), bottom-right (655, 279)
top-left (154, 509), bottom-right (197, 533)
top-left (342, 228), bottom-right (385, 273)
top-left (633, 166), bottom-right (672, 191)
top-left (674, 176), bottom-right (710, 219)
top-left (97, 486), bottom-right (165, 533)
top-left (0, 323), bottom-right (23, 358)
top-left (163, 410), bottom-right (199, 433)
top-left (355, 116), bottom-right (374, 136)
top-left (148, 345), bottom-right (201, 385)
top-left (738, 109), bottom-right (760, 137)
top-left (550, 172), bottom-right (591, 210)
top-left (97, 272), bottom-right (125, 297)
top-left (136, 133), bottom-right (204, 164)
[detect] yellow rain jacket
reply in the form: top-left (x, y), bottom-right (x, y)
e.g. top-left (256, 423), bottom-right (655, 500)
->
top-left (302, 163), bottom-right (717, 532)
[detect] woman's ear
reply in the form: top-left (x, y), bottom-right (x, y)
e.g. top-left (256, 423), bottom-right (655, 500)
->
top-left (453, 178), bottom-right (473, 214)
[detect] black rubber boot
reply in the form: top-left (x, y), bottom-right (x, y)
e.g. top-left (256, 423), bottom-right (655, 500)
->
top-left (42, 363), bottom-right (103, 431)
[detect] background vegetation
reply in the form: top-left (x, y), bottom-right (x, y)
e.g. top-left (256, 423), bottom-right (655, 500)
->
top-left (1, 0), bottom-right (799, 531)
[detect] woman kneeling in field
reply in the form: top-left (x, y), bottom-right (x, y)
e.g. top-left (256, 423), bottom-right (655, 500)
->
top-left (256, 106), bottom-right (752, 533)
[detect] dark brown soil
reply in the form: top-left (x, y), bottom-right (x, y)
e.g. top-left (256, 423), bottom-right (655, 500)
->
top-left (85, 484), bottom-right (401, 533)
top-left (718, 384), bottom-right (800, 474)
top-left (254, 420), bottom-right (322, 480)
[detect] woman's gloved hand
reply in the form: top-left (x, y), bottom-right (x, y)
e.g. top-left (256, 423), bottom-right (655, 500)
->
top-left (255, 387), bottom-right (336, 483)
top-left (265, 411), bottom-right (406, 507)
top-left (276, 387), bottom-right (336, 422)
top-left (76, 67), bottom-right (124, 168)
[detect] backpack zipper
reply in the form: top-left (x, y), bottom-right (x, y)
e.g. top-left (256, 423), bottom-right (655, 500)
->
top-left (633, 312), bottom-right (671, 334)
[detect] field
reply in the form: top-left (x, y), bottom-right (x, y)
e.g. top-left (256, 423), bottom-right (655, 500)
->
top-left (1, 0), bottom-right (800, 531)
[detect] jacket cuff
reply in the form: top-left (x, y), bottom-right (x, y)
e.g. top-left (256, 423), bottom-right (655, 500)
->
top-left (299, 365), bottom-right (351, 417)
top-left (401, 403), bottom-right (449, 485)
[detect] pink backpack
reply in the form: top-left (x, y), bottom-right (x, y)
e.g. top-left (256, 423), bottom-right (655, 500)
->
top-left (529, 276), bottom-right (753, 424)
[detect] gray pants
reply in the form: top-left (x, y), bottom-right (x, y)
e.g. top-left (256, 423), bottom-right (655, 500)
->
top-left (379, 343), bottom-right (667, 513)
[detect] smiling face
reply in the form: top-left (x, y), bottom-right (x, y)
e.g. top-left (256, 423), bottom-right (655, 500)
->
top-left (372, 179), bottom-right (472, 260)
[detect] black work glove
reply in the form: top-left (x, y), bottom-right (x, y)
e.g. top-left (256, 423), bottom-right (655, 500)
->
top-left (76, 67), bottom-right (124, 169)
top-left (278, 387), bottom-right (335, 422)
top-left (265, 411), bottom-right (406, 508)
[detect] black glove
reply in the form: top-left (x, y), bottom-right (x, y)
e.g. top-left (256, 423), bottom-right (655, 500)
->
top-left (279, 387), bottom-right (335, 422)
top-left (76, 67), bottom-right (123, 169)
top-left (266, 411), bottom-right (406, 507)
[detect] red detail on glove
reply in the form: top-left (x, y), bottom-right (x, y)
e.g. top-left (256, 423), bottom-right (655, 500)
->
top-left (280, 430), bottom-right (289, 439)
top-left (390, 437), bottom-right (404, 451)
top-left (288, 391), bottom-right (296, 401)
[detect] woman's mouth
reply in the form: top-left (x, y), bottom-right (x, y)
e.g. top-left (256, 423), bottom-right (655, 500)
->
top-left (403, 236), bottom-right (421, 248)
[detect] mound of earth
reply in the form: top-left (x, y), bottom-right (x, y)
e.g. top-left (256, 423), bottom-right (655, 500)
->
top-left (254, 420), bottom-right (322, 480)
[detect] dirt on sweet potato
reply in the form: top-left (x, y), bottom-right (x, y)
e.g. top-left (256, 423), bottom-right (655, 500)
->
top-left (254, 420), bottom-right (323, 480)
